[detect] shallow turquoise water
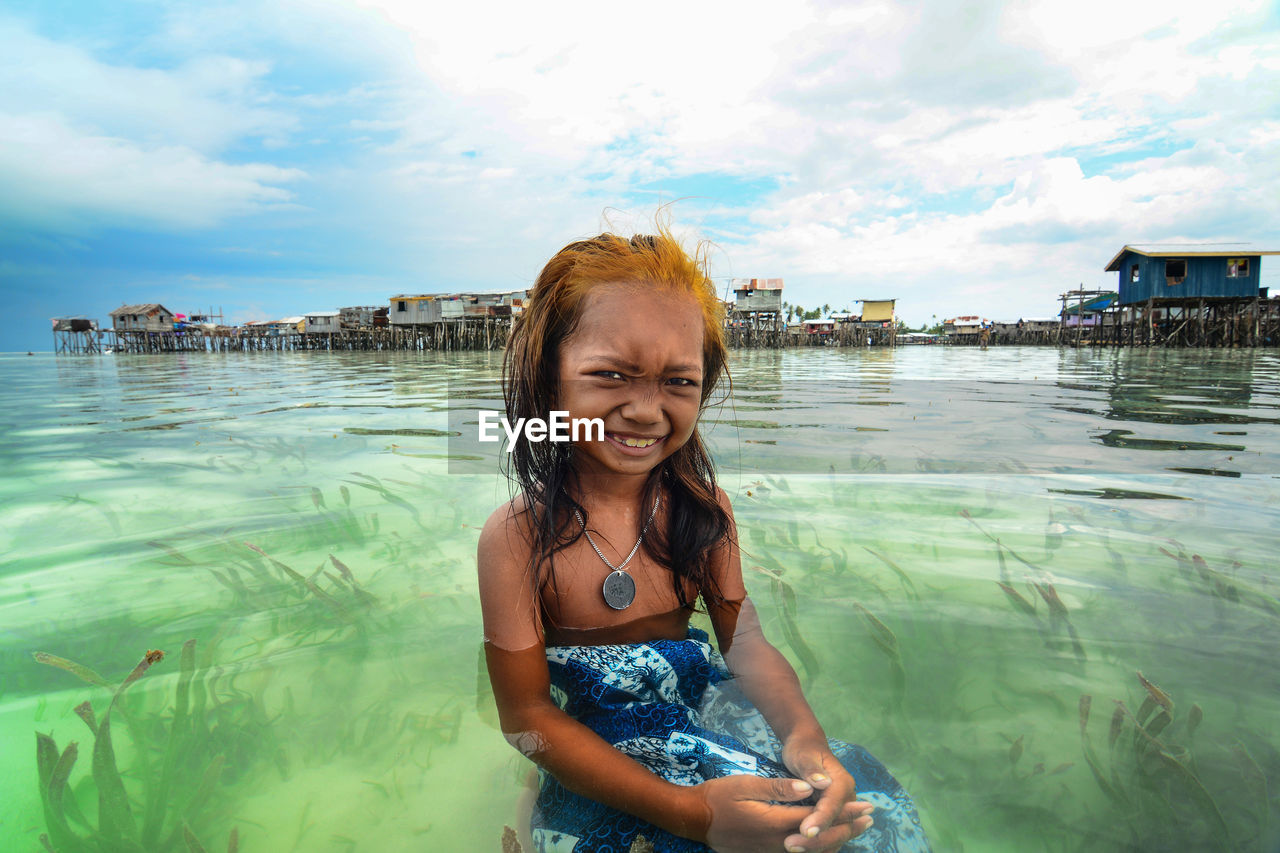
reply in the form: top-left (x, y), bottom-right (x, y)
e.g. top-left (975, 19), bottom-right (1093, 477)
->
top-left (1, 348), bottom-right (1278, 851)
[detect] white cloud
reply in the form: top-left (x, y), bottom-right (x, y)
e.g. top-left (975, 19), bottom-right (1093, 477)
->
top-left (0, 21), bottom-right (290, 152)
top-left (0, 17), bottom-right (305, 233)
top-left (0, 113), bottom-right (304, 230)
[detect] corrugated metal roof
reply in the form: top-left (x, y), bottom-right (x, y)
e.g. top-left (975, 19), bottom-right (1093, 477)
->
top-left (733, 278), bottom-right (784, 291)
top-left (1106, 244), bottom-right (1280, 270)
top-left (390, 289), bottom-right (525, 301)
top-left (109, 303), bottom-right (170, 316)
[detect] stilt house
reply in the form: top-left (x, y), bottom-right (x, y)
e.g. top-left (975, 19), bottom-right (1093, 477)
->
top-left (1103, 244), bottom-right (1280, 346)
top-left (109, 304), bottom-right (175, 332)
top-left (1105, 245), bottom-right (1276, 304)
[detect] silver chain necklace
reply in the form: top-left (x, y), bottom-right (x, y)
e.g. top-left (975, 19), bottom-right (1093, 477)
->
top-left (573, 492), bottom-right (661, 610)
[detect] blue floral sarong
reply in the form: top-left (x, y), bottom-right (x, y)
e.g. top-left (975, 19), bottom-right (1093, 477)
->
top-left (532, 628), bottom-right (931, 852)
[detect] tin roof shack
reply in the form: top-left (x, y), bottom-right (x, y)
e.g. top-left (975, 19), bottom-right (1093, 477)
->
top-left (303, 311), bottom-right (341, 334)
top-left (390, 295), bottom-right (446, 325)
top-left (989, 318), bottom-right (1056, 345)
top-left (241, 318), bottom-right (303, 336)
top-left (802, 318), bottom-right (836, 335)
top-left (109, 304), bottom-right (175, 333)
top-left (391, 290), bottom-right (526, 326)
top-left (726, 279), bottom-right (784, 345)
top-left (730, 279), bottom-right (783, 314)
top-left (240, 320), bottom-right (274, 337)
top-left (487, 290), bottom-right (528, 315)
top-left (340, 306), bottom-right (381, 329)
top-left (1021, 318), bottom-right (1060, 333)
top-left (860, 299), bottom-right (896, 323)
top-left (461, 290), bottom-right (526, 317)
top-left (943, 316), bottom-right (987, 337)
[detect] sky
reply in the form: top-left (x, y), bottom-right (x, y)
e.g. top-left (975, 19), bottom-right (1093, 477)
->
top-left (2, 0), bottom-right (1279, 352)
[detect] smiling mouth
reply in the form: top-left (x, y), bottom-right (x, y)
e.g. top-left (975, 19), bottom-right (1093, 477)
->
top-left (607, 433), bottom-right (664, 449)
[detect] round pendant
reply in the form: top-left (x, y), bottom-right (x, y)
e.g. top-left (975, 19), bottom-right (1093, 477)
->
top-left (602, 570), bottom-right (636, 610)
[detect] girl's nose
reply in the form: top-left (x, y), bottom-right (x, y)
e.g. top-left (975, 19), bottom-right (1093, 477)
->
top-left (620, 381), bottom-right (662, 423)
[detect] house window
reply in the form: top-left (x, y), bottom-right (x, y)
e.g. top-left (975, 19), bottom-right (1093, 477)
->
top-left (1227, 258), bottom-right (1250, 277)
top-left (1164, 259), bottom-right (1186, 286)
top-left (397, 300), bottom-right (407, 312)
top-left (1130, 264), bottom-right (1140, 284)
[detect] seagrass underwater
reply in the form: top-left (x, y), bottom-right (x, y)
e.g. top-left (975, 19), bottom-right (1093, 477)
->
top-left (3, 348), bottom-right (1279, 850)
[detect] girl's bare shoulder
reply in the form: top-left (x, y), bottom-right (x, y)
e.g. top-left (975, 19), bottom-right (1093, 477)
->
top-left (711, 485), bottom-right (738, 525)
top-left (477, 494), bottom-right (545, 648)
top-left (478, 493), bottom-right (536, 570)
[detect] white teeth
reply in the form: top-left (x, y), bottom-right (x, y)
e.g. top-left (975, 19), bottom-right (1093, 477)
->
top-left (618, 436), bottom-right (658, 448)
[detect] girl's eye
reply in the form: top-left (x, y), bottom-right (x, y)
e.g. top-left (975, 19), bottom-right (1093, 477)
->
top-left (667, 377), bottom-right (699, 388)
top-left (594, 371), bottom-right (624, 380)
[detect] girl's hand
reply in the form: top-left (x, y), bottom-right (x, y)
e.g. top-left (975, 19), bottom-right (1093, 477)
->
top-left (780, 738), bottom-right (874, 852)
top-left (698, 774), bottom-right (865, 853)
top-left (698, 775), bottom-right (814, 852)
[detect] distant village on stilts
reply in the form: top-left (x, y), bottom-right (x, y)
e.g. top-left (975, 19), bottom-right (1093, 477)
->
top-left (51, 244), bottom-right (1280, 354)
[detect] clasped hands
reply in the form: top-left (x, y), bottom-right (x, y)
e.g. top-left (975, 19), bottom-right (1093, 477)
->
top-left (700, 739), bottom-right (873, 853)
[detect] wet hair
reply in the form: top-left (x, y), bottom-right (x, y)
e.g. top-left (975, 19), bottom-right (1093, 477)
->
top-left (502, 224), bottom-right (731, 618)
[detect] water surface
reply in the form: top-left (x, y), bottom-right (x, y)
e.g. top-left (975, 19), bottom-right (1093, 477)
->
top-left (2, 347), bottom-right (1277, 851)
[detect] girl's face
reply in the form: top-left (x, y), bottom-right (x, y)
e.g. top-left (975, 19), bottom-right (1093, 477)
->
top-left (556, 282), bottom-right (705, 480)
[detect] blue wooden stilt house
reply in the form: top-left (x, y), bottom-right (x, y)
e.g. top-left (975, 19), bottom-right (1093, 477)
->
top-left (1103, 244), bottom-right (1280, 346)
top-left (1105, 244), bottom-right (1277, 304)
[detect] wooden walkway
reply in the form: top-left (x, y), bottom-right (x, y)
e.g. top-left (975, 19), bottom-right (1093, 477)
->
top-left (103, 321), bottom-right (514, 353)
top-left (55, 298), bottom-right (1280, 354)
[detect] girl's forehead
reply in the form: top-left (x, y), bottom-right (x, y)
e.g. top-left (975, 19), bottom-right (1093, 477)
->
top-left (576, 282), bottom-right (701, 321)
top-left (564, 284), bottom-right (704, 359)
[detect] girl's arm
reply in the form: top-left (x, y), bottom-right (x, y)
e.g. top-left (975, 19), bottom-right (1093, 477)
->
top-left (478, 502), bottom-right (826, 851)
top-left (706, 489), bottom-right (874, 849)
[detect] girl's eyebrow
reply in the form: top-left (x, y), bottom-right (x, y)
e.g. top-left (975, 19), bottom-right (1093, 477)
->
top-left (583, 355), bottom-right (702, 375)
top-left (583, 355), bottom-right (641, 372)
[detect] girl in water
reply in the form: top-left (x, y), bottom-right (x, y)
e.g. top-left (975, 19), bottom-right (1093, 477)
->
top-left (478, 228), bottom-right (930, 853)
